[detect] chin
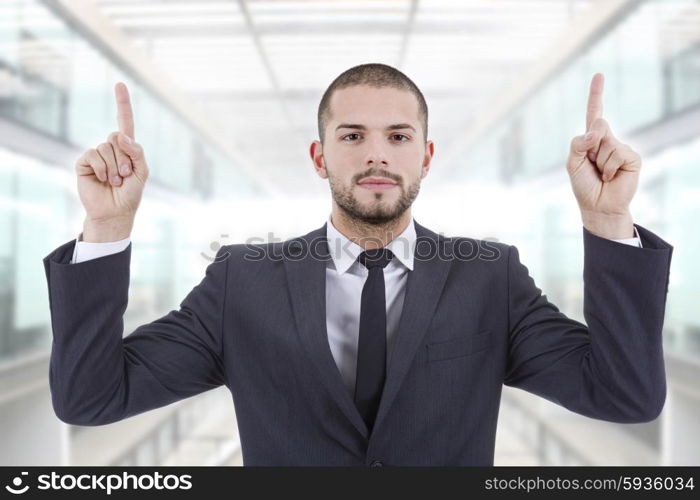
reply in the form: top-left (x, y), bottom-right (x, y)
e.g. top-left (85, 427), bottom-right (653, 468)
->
top-left (362, 204), bottom-right (402, 218)
top-left (356, 186), bottom-right (398, 196)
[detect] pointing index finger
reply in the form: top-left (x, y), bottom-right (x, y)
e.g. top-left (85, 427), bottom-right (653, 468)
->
top-left (586, 73), bottom-right (604, 131)
top-left (115, 82), bottom-right (135, 139)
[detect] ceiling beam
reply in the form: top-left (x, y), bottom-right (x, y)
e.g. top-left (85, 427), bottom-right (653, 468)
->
top-left (436, 0), bottom-right (645, 177)
top-left (396, 0), bottom-right (418, 70)
top-left (119, 21), bottom-right (495, 38)
top-left (42, 0), bottom-right (279, 195)
top-left (188, 88), bottom-right (490, 101)
top-left (236, 0), bottom-right (312, 183)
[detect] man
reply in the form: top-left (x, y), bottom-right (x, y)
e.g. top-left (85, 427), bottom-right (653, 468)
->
top-left (43, 63), bottom-right (673, 466)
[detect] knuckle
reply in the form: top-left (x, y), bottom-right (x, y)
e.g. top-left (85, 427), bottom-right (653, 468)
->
top-left (88, 149), bottom-right (103, 164)
top-left (570, 136), bottom-right (582, 152)
top-left (625, 145), bottom-right (640, 160)
top-left (593, 118), bottom-right (607, 131)
top-left (114, 147), bottom-right (127, 160)
top-left (78, 149), bottom-right (91, 164)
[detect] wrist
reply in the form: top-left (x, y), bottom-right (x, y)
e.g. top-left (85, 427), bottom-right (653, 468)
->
top-left (581, 210), bottom-right (634, 239)
top-left (83, 216), bottom-right (133, 242)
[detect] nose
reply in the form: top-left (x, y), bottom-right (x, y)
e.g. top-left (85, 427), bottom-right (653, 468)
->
top-left (365, 157), bottom-right (388, 167)
top-left (363, 136), bottom-right (389, 167)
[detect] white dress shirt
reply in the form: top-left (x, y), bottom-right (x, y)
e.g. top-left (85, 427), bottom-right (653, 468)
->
top-left (69, 217), bottom-right (642, 396)
top-left (325, 214), bottom-right (416, 395)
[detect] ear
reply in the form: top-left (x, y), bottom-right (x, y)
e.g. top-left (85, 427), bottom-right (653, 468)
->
top-left (310, 140), bottom-right (328, 179)
top-left (421, 140), bottom-right (434, 179)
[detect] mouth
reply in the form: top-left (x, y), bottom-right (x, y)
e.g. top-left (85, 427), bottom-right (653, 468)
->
top-left (357, 177), bottom-right (398, 191)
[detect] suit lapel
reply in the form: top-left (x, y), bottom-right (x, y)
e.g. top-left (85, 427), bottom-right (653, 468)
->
top-left (283, 219), bottom-right (453, 441)
top-left (371, 220), bottom-right (453, 435)
top-left (283, 223), bottom-right (369, 439)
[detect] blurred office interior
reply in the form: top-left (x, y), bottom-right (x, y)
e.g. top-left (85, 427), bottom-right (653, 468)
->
top-left (0, 0), bottom-right (698, 466)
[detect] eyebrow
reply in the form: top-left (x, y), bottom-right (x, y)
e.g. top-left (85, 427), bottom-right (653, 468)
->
top-left (335, 123), bottom-right (416, 133)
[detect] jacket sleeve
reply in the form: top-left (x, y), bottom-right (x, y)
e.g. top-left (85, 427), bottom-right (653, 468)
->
top-left (43, 239), bottom-right (230, 426)
top-left (503, 224), bottom-right (673, 423)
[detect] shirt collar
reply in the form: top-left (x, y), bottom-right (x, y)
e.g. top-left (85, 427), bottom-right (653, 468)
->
top-left (325, 213), bottom-right (416, 274)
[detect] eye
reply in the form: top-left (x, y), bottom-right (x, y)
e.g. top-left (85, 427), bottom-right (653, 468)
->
top-left (392, 134), bottom-right (409, 141)
top-left (342, 133), bottom-right (360, 141)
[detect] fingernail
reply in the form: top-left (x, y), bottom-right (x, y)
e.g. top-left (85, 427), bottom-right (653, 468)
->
top-left (120, 164), bottom-right (130, 175)
top-left (584, 132), bottom-right (593, 141)
top-left (122, 134), bottom-right (132, 144)
top-left (111, 175), bottom-right (122, 185)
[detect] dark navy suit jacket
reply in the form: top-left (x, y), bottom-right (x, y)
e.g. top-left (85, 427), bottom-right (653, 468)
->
top-left (43, 220), bottom-right (673, 465)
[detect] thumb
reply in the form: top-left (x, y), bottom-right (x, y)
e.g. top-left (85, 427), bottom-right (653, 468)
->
top-left (117, 132), bottom-right (148, 177)
top-left (585, 118), bottom-right (609, 163)
top-left (569, 131), bottom-right (596, 159)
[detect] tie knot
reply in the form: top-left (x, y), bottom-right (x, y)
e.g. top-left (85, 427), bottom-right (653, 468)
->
top-left (357, 248), bottom-right (393, 270)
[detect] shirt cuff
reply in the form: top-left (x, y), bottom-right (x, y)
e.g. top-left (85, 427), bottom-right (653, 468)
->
top-left (71, 232), bottom-right (132, 264)
top-left (610, 225), bottom-right (643, 248)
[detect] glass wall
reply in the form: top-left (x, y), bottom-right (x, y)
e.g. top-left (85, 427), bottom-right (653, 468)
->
top-left (0, 0), bottom-right (261, 365)
top-left (455, 0), bottom-right (700, 356)
top-left (641, 138), bottom-right (700, 353)
top-left (0, 0), bottom-right (259, 200)
top-left (459, 0), bottom-right (696, 183)
top-left (0, 149), bottom-right (74, 359)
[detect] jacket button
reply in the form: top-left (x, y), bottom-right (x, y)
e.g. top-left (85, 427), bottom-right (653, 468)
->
top-left (370, 460), bottom-right (383, 467)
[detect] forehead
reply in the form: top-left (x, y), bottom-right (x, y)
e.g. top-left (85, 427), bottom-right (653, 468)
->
top-left (328, 85), bottom-right (420, 125)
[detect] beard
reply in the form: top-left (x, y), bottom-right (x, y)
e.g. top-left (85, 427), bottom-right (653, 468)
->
top-left (328, 167), bottom-right (421, 225)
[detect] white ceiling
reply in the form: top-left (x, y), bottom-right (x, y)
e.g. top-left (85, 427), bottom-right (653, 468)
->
top-left (91, 0), bottom-right (597, 195)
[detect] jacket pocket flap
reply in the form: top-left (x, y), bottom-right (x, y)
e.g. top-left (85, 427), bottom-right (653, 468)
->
top-left (427, 330), bottom-right (492, 362)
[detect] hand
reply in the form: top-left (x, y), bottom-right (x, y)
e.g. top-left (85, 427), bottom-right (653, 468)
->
top-left (75, 82), bottom-right (149, 241)
top-left (566, 73), bottom-right (640, 239)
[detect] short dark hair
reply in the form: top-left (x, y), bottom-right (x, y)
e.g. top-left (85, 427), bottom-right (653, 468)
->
top-left (317, 63), bottom-right (428, 145)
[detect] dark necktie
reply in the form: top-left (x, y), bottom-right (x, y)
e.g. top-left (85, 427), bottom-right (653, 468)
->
top-left (354, 247), bottom-right (394, 432)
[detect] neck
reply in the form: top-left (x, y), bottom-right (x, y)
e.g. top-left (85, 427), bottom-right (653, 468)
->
top-left (330, 207), bottom-right (411, 250)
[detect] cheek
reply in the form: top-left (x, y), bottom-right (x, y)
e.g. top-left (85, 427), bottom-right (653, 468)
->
top-left (327, 167), bottom-right (353, 185)
top-left (399, 146), bottom-right (426, 164)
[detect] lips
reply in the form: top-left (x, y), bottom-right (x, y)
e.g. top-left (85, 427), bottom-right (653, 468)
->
top-left (358, 177), bottom-right (398, 186)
